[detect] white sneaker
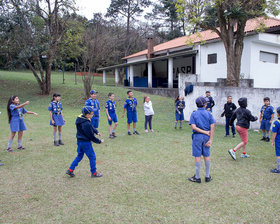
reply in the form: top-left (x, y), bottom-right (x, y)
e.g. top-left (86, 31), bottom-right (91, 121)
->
top-left (145, 129), bottom-right (148, 133)
top-left (240, 153), bottom-right (250, 158)
top-left (228, 149), bottom-right (236, 160)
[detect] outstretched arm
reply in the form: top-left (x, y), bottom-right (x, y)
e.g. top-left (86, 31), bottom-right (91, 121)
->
top-left (26, 111), bottom-right (38, 116)
top-left (15, 101), bottom-right (29, 109)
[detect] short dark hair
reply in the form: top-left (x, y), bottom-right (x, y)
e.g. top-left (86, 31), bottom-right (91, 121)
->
top-left (108, 92), bottom-right (114, 97)
top-left (227, 96), bottom-right (232, 98)
top-left (127, 90), bottom-right (132, 95)
top-left (264, 97), bottom-right (270, 102)
top-left (196, 103), bottom-right (204, 108)
top-left (206, 90), bottom-right (210, 93)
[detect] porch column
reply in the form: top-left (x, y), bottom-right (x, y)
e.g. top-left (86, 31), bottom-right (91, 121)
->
top-left (129, 65), bottom-right (134, 87)
top-left (103, 70), bottom-right (106, 85)
top-left (168, 57), bottom-right (173, 88)
top-left (148, 62), bottom-right (152, 88)
top-left (115, 68), bottom-right (119, 86)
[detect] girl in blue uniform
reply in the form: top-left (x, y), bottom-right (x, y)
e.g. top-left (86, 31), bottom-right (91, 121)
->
top-left (7, 96), bottom-right (38, 152)
top-left (105, 92), bottom-right (118, 139)
top-left (174, 95), bottom-right (186, 129)
top-left (48, 93), bottom-right (65, 146)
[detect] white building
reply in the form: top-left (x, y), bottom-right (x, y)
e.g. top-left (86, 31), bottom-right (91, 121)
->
top-left (98, 17), bottom-right (280, 89)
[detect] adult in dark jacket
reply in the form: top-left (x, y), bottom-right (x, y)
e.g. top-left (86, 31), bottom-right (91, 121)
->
top-left (66, 106), bottom-right (104, 178)
top-left (228, 98), bottom-right (258, 160)
top-left (205, 91), bottom-right (215, 112)
top-left (221, 96), bottom-right (237, 137)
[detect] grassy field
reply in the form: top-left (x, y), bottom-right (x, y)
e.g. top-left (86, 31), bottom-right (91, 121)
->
top-left (0, 70), bottom-right (279, 224)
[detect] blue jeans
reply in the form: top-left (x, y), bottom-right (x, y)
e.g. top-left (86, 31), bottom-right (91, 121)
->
top-left (69, 141), bottom-right (96, 174)
top-left (226, 117), bottom-right (236, 136)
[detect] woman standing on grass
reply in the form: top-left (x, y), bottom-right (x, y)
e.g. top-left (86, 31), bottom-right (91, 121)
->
top-left (143, 96), bottom-right (154, 132)
top-left (7, 96), bottom-right (38, 152)
top-left (48, 93), bottom-right (65, 146)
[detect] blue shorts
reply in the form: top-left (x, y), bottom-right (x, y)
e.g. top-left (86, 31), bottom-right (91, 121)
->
top-left (275, 141), bottom-right (280, 156)
top-left (50, 114), bottom-right (65, 126)
top-left (10, 117), bottom-right (27, 132)
top-left (192, 133), bottom-right (210, 157)
top-left (91, 117), bottom-right (99, 129)
top-left (175, 112), bottom-right (184, 121)
top-left (260, 119), bottom-right (271, 131)
top-left (127, 111), bottom-right (137, 124)
top-left (108, 113), bottom-right (118, 125)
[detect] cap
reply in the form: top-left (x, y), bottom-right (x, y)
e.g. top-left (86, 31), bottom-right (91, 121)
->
top-left (89, 90), bottom-right (98, 95)
top-left (82, 106), bottom-right (93, 115)
top-left (195, 96), bottom-right (207, 107)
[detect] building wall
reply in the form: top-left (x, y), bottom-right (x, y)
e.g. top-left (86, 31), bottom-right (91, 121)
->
top-left (179, 74), bottom-right (280, 129)
top-left (250, 34), bottom-right (280, 88)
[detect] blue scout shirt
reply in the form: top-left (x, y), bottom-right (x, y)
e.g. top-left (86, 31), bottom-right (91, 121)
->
top-left (124, 98), bottom-right (137, 112)
top-left (272, 119), bottom-right (280, 142)
top-left (106, 100), bottom-right (116, 114)
top-left (85, 98), bottom-right (100, 117)
top-left (10, 104), bottom-right (27, 119)
top-left (189, 108), bottom-right (216, 133)
top-left (48, 101), bottom-right (63, 114)
top-left (260, 105), bottom-right (275, 120)
top-left (175, 100), bottom-right (185, 113)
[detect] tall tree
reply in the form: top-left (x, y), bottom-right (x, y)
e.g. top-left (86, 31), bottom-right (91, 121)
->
top-left (106, 0), bottom-right (151, 56)
top-left (176, 0), bottom-right (280, 86)
top-left (0, 0), bottom-right (75, 94)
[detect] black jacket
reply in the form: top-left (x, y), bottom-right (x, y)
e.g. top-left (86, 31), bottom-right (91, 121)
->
top-left (76, 115), bottom-right (101, 144)
top-left (230, 98), bottom-right (258, 129)
top-left (206, 96), bottom-right (215, 110)
top-left (221, 102), bottom-right (237, 118)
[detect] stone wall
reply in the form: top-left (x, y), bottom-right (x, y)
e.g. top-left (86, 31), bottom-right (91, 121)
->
top-left (179, 74), bottom-right (280, 129)
top-left (126, 87), bottom-right (179, 98)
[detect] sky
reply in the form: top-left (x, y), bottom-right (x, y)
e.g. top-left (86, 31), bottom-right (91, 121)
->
top-left (76, 0), bottom-right (112, 19)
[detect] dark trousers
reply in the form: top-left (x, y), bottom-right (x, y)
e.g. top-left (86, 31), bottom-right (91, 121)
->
top-left (226, 117), bottom-right (236, 136)
top-left (145, 115), bottom-right (153, 130)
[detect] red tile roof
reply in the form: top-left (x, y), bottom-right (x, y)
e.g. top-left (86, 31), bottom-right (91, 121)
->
top-left (123, 17), bottom-right (280, 60)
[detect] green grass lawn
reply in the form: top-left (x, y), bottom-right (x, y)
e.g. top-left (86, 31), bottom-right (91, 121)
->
top-left (0, 70), bottom-right (279, 224)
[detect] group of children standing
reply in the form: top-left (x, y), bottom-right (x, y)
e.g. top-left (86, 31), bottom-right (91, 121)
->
top-left (4, 89), bottom-right (280, 178)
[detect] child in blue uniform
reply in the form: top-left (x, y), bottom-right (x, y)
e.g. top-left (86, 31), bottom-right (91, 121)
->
top-left (205, 91), bottom-right (215, 112)
top-left (66, 106), bottom-right (104, 178)
top-left (7, 96), bottom-right (38, 152)
top-left (174, 95), bottom-right (186, 129)
top-left (48, 93), bottom-right (65, 146)
top-left (85, 90), bottom-right (100, 129)
top-left (271, 107), bottom-right (280, 173)
top-left (259, 97), bottom-right (275, 142)
top-left (188, 96), bottom-right (215, 183)
top-left (105, 92), bottom-right (118, 139)
top-left (122, 90), bottom-right (139, 135)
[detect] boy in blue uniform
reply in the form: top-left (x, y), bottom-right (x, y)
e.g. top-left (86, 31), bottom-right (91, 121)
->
top-left (105, 92), bottom-right (118, 138)
top-left (48, 93), bottom-right (65, 146)
top-left (122, 90), bottom-right (139, 135)
top-left (205, 91), bottom-right (215, 112)
top-left (85, 90), bottom-right (100, 129)
top-left (271, 107), bottom-right (280, 173)
top-left (259, 97), bottom-right (275, 142)
top-left (66, 106), bottom-right (104, 178)
top-left (174, 96), bottom-right (186, 129)
top-left (188, 96), bottom-right (215, 183)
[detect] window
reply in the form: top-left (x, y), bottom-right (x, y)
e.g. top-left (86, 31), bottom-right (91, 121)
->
top-left (260, 51), bottom-right (278, 64)
top-left (208, 54), bottom-right (217, 64)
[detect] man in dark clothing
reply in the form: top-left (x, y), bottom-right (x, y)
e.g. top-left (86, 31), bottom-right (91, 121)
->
top-left (205, 91), bottom-right (215, 112)
top-left (221, 96), bottom-right (237, 137)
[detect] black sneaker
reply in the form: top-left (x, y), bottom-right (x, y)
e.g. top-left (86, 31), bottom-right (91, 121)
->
top-left (58, 140), bottom-right (64, 145)
top-left (133, 131), bottom-right (140, 135)
top-left (112, 132), bottom-right (117, 137)
top-left (260, 137), bottom-right (266, 141)
top-left (66, 170), bottom-right (75, 177)
top-left (265, 137), bottom-right (270, 142)
top-left (128, 132), bottom-right (132, 136)
top-left (17, 146), bottom-right (25, 150)
top-left (54, 141), bottom-right (60, 146)
top-left (91, 172), bottom-right (103, 178)
top-left (233, 134), bottom-right (236, 138)
top-left (188, 175), bottom-right (201, 183)
top-left (109, 134), bottom-right (114, 139)
top-left (205, 176), bottom-right (212, 182)
top-left (270, 168), bottom-right (280, 174)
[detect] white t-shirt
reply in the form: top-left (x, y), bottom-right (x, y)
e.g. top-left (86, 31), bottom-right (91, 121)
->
top-left (143, 101), bottom-right (154, 116)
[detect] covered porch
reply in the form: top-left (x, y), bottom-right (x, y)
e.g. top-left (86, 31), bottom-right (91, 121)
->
top-left (97, 49), bottom-right (197, 89)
